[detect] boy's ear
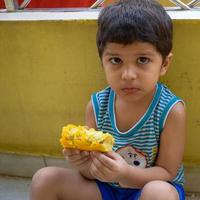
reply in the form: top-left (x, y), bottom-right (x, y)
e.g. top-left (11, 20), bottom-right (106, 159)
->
top-left (160, 52), bottom-right (173, 76)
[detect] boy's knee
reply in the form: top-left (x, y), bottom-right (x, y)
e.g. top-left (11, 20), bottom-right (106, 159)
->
top-left (140, 181), bottom-right (179, 200)
top-left (31, 167), bottom-right (66, 188)
top-left (30, 167), bottom-right (71, 199)
top-left (31, 167), bottom-right (51, 188)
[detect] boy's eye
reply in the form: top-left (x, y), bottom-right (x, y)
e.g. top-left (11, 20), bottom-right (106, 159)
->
top-left (109, 57), bottom-right (122, 65)
top-left (137, 57), bottom-right (150, 65)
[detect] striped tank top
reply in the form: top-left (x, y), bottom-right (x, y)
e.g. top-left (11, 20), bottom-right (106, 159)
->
top-left (91, 83), bottom-right (184, 186)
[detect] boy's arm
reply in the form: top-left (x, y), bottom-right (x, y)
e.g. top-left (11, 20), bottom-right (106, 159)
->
top-left (118, 101), bottom-right (186, 188)
top-left (79, 100), bottom-right (97, 179)
top-left (85, 100), bottom-right (98, 130)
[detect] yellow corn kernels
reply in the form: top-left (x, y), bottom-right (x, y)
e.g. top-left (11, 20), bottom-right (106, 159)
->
top-left (60, 124), bottom-right (114, 152)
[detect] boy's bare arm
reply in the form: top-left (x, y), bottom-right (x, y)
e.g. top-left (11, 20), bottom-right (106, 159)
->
top-left (118, 101), bottom-right (186, 188)
top-left (85, 100), bottom-right (98, 130)
top-left (155, 101), bottom-right (186, 179)
top-left (78, 100), bottom-right (98, 179)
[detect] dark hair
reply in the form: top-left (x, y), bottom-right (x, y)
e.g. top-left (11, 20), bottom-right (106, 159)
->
top-left (96, 0), bottom-right (173, 60)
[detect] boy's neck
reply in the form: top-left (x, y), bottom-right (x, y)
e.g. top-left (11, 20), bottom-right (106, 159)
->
top-left (114, 86), bottom-right (157, 132)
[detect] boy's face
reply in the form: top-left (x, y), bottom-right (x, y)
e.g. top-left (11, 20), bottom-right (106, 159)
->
top-left (102, 42), bottom-right (172, 102)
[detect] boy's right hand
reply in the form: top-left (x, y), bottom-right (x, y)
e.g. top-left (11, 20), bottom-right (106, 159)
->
top-left (63, 148), bottom-right (92, 172)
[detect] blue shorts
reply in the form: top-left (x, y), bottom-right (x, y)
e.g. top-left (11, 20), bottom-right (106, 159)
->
top-left (96, 180), bottom-right (185, 200)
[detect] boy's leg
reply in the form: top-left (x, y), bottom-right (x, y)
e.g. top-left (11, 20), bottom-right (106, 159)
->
top-left (138, 180), bottom-right (181, 200)
top-left (29, 166), bottom-right (102, 200)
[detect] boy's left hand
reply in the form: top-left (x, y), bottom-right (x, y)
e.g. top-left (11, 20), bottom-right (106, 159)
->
top-left (89, 151), bottom-right (128, 183)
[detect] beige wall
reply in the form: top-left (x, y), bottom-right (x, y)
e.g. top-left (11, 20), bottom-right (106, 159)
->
top-left (0, 19), bottom-right (200, 166)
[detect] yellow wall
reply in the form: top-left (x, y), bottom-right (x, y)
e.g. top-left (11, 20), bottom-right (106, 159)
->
top-left (159, 0), bottom-right (191, 6)
top-left (0, 19), bottom-right (200, 166)
top-left (104, 0), bottom-right (190, 7)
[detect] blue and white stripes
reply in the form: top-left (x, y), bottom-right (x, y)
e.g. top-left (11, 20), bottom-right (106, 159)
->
top-left (91, 83), bottom-right (184, 186)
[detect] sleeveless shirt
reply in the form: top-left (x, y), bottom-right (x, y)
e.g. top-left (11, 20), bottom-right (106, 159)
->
top-left (91, 83), bottom-right (184, 186)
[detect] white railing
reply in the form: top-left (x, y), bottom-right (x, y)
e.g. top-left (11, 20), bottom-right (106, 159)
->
top-left (3, 0), bottom-right (31, 11)
top-left (169, 0), bottom-right (200, 10)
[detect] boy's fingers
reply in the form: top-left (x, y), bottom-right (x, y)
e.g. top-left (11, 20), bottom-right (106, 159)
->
top-left (63, 148), bottom-right (71, 156)
top-left (63, 148), bottom-right (80, 156)
top-left (80, 151), bottom-right (90, 157)
top-left (105, 151), bottom-right (122, 159)
top-left (67, 151), bottom-right (90, 162)
top-left (91, 151), bottom-right (115, 169)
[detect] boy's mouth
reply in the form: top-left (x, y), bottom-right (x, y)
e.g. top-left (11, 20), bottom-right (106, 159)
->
top-left (121, 87), bottom-right (140, 94)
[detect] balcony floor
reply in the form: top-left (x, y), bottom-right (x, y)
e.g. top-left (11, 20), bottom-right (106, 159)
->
top-left (0, 175), bottom-right (200, 200)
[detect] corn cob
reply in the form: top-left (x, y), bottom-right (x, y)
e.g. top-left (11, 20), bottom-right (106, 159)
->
top-left (60, 124), bottom-right (114, 152)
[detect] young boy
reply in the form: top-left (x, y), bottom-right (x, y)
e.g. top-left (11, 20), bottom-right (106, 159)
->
top-left (29, 0), bottom-right (186, 199)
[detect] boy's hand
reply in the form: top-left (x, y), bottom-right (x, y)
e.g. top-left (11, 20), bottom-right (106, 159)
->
top-left (89, 151), bottom-right (128, 183)
top-left (63, 148), bottom-right (92, 172)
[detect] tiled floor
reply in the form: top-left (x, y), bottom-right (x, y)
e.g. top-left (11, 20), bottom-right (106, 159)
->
top-left (0, 175), bottom-right (200, 200)
top-left (0, 176), bottom-right (31, 200)
top-left (1, 152), bottom-right (200, 193)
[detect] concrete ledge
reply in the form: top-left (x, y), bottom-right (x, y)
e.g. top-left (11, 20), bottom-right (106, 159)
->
top-left (0, 152), bottom-right (200, 193)
top-left (0, 9), bottom-right (200, 21)
top-left (0, 152), bottom-right (71, 178)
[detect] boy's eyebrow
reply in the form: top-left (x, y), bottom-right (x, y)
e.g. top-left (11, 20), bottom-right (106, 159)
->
top-left (134, 52), bottom-right (156, 57)
top-left (104, 51), bottom-right (156, 57)
top-left (103, 52), bottom-right (120, 56)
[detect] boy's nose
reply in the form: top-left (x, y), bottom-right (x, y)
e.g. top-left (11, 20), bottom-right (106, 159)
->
top-left (121, 67), bottom-right (137, 81)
